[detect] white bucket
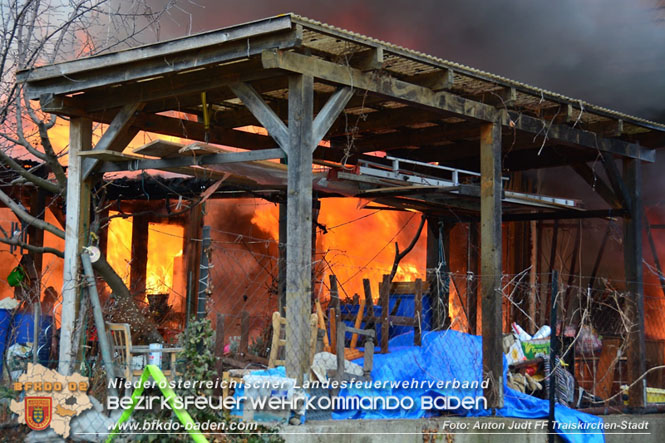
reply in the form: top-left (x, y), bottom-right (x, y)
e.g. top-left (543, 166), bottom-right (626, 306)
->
top-left (148, 343), bottom-right (162, 368)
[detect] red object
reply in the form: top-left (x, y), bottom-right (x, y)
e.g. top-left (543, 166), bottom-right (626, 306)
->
top-left (25, 397), bottom-right (52, 431)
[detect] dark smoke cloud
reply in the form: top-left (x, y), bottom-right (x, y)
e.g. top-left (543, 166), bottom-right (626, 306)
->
top-left (151, 0), bottom-right (665, 121)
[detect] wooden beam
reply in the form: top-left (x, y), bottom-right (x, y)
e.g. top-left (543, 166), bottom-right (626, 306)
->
top-left (263, 49), bottom-right (497, 121)
top-left (230, 82), bottom-right (289, 153)
top-left (349, 47), bottom-right (384, 71)
top-left (587, 119), bottom-right (624, 137)
top-left (60, 117), bottom-right (92, 375)
top-left (570, 163), bottom-right (621, 208)
top-left (312, 87), bottom-right (353, 149)
top-left (54, 59), bottom-right (275, 114)
top-left (130, 214), bottom-right (149, 295)
top-left (346, 122), bottom-right (481, 153)
top-left (601, 152), bottom-right (632, 212)
top-left (99, 148), bottom-right (285, 174)
top-left (480, 121), bottom-right (503, 408)
top-left (285, 74), bottom-right (314, 383)
top-left (328, 107), bottom-right (444, 137)
top-left (42, 95), bottom-right (279, 151)
top-left (261, 49), bottom-right (654, 161)
top-left (405, 69), bottom-right (454, 91)
top-left (502, 110), bottom-right (654, 162)
top-left (623, 157), bottom-right (646, 409)
top-left (502, 208), bottom-right (627, 222)
top-left (20, 18), bottom-right (298, 98)
top-left (82, 103), bottom-right (144, 179)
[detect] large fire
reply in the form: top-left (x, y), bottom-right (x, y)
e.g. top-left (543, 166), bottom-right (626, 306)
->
top-left (251, 197), bottom-right (426, 302)
top-left (105, 212), bottom-right (185, 315)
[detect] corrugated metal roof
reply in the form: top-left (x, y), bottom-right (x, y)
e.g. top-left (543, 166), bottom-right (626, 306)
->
top-left (291, 14), bottom-right (665, 133)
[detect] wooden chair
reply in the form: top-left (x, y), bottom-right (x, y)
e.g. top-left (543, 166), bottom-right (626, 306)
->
top-left (267, 311), bottom-right (319, 368)
top-left (330, 320), bottom-right (375, 382)
top-left (222, 312), bottom-right (319, 414)
top-left (107, 322), bottom-right (182, 382)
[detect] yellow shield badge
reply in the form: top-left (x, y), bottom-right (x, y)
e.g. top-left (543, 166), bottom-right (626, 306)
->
top-left (25, 397), bottom-right (52, 431)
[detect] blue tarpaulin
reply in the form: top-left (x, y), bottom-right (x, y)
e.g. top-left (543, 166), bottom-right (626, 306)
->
top-left (331, 330), bottom-right (604, 443)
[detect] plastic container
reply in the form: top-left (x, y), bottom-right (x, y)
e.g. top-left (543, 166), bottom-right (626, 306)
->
top-left (11, 313), bottom-right (53, 365)
top-left (148, 343), bottom-right (163, 368)
top-left (0, 310), bottom-right (13, 373)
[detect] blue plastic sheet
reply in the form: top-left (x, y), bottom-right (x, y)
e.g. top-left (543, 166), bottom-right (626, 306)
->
top-left (332, 330), bottom-right (604, 443)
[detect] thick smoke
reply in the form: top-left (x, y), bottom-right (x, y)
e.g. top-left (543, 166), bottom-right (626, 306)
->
top-left (151, 0), bottom-right (665, 121)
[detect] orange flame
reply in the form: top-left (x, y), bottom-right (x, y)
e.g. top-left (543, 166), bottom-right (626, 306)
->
top-left (252, 197), bottom-right (426, 302)
top-left (146, 222), bottom-right (183, 296)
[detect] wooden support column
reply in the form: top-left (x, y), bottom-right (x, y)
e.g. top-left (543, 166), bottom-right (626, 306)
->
top-left (528, 220), bottom-right (538, 334)
top-left (426, 216), bottom-right (441, 328)
top-left (623, 157), bottom-right (646, 409)
top-left (130, 214), bottom-right (149, 295)
top-left (467, 222), bottom-right (479, 335)
top-left (28, 189), bottom-right (46, 278)
top-left (184, 204), bottom-right (204, 321)
top-left (278, 194), bottom-right (287, 316)
top-left (60, 117), bottom-right (92, 375)
top-left (480, 121), bottom-right (503, 409)
top-left (232, 79), bottom-right (350, 383)
top-left (285, 74), bottom-right (314, 383)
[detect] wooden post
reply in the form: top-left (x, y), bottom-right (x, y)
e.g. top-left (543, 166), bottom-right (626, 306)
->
top-left (548, 271), bottom-right (559, 442)
top-left (285, 74), bottom-right (314, 383)
top-left (541, 220), bottom-right (559, 326)
top-left (130, 214), bottom-right (149, 295)
top-left (29, 190), bottom-right (46, 365)
top-left (426, 216), bottom-right (441, 328)
top-left (184, 203), bottom-right (204, 321)
top-left (60, 117), bottom-right (92, 375)
top-left (528, 220), bottom-right (538, 334)
top-left (480, 121), bottom-right (503, 409)
top-left (28, 189), bottom-right (46, 277)
top-left (278, 191), bottom-right (287, 315)
top-left (623, 157), bottom-right (646, 409)
top-left (467, 222), bottom-right (479, 335)
top-left (380, 274), bottom-right (391, 354)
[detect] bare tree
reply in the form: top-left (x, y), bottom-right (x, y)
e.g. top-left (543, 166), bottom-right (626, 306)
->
top-left (0, 0), bottom-right (177, 373)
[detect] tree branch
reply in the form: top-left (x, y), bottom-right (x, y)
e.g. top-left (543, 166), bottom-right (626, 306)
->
top-left (0, 187), bottom-right (64, 238)
top-left (0, 150), bottom-right (61, 193)
top-left (389, 214), bottom-right (426, 282)
top-left (0, 235), bottom-right (64, 257)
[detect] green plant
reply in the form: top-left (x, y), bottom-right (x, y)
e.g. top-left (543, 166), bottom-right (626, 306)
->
top-left (132, 318), bottom-right (284, 442)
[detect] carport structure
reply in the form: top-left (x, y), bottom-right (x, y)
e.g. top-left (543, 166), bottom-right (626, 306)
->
top-left (17, 14), bottom-right (665, 408)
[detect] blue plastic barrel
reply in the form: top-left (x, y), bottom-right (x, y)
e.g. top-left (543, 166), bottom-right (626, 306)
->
top-left (0, 309), bottom-right (12, 373)
top-left (12, 313), bottom-right (53, 365)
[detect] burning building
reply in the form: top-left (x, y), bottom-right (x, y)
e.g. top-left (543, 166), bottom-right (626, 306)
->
top-left (9, 13), bottom-right (665, 412)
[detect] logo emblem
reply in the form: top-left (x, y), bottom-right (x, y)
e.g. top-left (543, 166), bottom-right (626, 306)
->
top-left (25, 397), bottom-right (52, 431)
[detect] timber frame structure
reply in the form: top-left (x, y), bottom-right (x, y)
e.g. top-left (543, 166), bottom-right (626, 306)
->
top-left (16, 14), bottom-right (665, 408)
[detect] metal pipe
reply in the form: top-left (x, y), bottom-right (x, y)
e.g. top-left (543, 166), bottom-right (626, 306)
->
top-left (80, 251), bottom-right (118, 397)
